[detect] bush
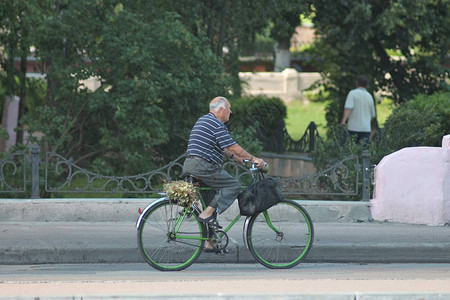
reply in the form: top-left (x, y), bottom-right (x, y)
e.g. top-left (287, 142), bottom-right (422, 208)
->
top-left (371, 92), bottom-right (450, 163)
top-left (229, 95), bottom-right (287, 152)
top-left (310, 91), bottom-right (450, 199)
top-left (311, 126), bottom-right (366, 171)
top-left (228, 125), bottom-right (264, 157)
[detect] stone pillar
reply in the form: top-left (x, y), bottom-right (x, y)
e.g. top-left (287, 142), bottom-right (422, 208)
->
top-left (282, 68), bottom-right (301, 102)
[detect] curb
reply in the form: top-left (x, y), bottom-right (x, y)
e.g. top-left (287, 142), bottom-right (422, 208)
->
top-left (0, 198), bottom-right (371, 223)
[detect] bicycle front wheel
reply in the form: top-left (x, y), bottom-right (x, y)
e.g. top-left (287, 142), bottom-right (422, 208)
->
top-left (246, 200), bottom-right (314, 269)
top-left (137, 199), bottom-right (205, 271)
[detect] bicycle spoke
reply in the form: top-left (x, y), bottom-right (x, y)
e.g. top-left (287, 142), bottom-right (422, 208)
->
top-left (247, 200), bottom-right (314, 269)
top-left (137, 199), bottom-right (204, 271)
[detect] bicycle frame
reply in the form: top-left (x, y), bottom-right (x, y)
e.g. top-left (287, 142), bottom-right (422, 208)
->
top-left (136, 161), bottom-right (282, 250)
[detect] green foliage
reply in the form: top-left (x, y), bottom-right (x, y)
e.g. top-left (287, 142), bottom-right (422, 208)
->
top-left (371, 92), bottom-right (450, 163)
top-left (313, 92), bottom-right (450, 169)
top-left (304, 0), bottom-right (450, 128)
top-left (311, 126), bottom-right (366, 170)
top-left (21, 1), bottom-right (230, 174)
top-left (229, 95), bottom-right (287, 152)
top-left (0, 0), bottom-right (50, 143)
top-left (0, 127), bottom-right (9, 140)
top-left (229, 125), bottom-right (264, 157)
top-left (310, 126), bottom-right (365, 200)
top-left (131, 0), bottom-right (305, 96)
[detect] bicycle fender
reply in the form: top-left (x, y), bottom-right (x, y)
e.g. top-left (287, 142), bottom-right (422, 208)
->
top-left (242, 216), bottom-right (252, 250)
top-left (135, 197), bottom-right (167, 229)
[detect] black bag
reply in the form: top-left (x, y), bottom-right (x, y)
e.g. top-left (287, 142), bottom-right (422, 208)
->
top-left (238, 175), bottom-right (283, 216)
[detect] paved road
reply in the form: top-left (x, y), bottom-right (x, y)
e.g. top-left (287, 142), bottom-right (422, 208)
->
top-left (2, 221), bottom-right (450, 265)
top-left (1, 263), bottom-right (450, 299)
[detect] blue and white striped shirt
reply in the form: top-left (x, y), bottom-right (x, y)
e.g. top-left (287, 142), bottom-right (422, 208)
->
top-left (186, 113), bottom-right (236, 165)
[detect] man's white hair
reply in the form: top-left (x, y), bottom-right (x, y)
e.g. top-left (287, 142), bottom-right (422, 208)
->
top-left (209, 97), bottom-right (228, 111)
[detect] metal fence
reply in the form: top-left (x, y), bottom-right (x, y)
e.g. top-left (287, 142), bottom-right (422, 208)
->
top-left (283, 121), bottom-right (321, 153)
top-left (258, 121), bottom-right (321, 153)
top-left (1, 145), bottom-right (372, 201)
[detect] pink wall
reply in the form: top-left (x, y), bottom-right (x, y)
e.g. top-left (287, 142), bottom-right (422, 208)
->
top-left (371, 135), bottom-right (450, 226)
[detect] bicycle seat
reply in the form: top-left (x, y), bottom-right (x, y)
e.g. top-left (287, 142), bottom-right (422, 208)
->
top-left (184, 174), bottom-right (207, 187)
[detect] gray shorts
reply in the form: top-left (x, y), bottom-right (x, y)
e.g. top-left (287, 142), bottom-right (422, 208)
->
top-left (182, 157), bottom-right (241, 214)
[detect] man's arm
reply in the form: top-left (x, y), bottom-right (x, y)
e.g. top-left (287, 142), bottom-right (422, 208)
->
top-left (340, 108), bottom-right (352, 127)
top-left (225, 144), bottom-right (265, 167)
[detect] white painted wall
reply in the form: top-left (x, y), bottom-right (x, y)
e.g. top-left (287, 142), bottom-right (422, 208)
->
top-left (371, 135), bottom-right (450, 226)
top-left (239, 69), bottom-right (321, 103)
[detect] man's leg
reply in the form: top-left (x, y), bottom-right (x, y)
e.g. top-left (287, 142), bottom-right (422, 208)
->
top-left (356, 132), bottom-right (370, 146)
top-left (182, 158), bottom-right (241, 216)
top-left (201, 169), bottom-right (242, 214)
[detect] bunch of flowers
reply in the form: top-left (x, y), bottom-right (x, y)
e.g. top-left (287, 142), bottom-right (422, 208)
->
top-left (163, 180), bottom-right (197, 207)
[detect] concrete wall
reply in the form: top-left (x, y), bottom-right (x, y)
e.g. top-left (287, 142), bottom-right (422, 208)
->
top-left (239, 69), bottom-right (321, 103)
top-left (0, 198), bottom-right (370, 223)
top-left (371, 135), bottom-right (450, 226)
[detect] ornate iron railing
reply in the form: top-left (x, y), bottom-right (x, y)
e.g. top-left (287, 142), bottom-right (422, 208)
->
top-left (283, 121), bottom-right (322, 153)
top-left (0, 150), bottom-right (27, 193)
top-left (1, 145), bottom-right (372, 201)
top-left (45, 153), bottom-right (186, 194)
top-left (45, 152), bottom-right (255, 194)
top-left (259, 121), bottom-right (322, 153)
top-left (276, 155), bottom-right (360, 197)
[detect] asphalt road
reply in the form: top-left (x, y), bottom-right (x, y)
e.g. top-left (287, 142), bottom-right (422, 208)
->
top-left (1, 263), bottom-right (450, 299)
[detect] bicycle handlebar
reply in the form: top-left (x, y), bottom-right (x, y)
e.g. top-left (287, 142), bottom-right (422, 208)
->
top-left (242, 159), bottom-right (269, 173)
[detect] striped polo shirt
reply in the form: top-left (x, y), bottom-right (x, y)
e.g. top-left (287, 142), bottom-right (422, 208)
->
top-left (186, 112), bottom-right (236, 165)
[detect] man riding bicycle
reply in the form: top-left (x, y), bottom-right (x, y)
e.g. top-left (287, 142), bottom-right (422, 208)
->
top-left (182, 96), bottom-right (266, 230)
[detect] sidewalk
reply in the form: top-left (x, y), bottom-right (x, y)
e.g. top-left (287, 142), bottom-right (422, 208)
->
top-left (0, 199), bottom-right (449, 265)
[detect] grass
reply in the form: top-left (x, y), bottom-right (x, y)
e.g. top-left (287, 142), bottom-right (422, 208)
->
top-left (376, 98), bottom-right (395, 127)
top-left (285, 101), bottom-right (329, 140)
top-left (285, 99), bottom-right (394, 140)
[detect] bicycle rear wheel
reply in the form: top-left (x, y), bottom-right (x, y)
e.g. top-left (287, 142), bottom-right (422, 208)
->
top-left (246, 200), bottom-right (314, 269)
top-left (137, 199), bottom-right (205, 271)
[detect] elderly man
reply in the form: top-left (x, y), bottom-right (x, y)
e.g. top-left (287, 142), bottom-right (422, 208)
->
top-left (182, 96), bottom-right (265, 229)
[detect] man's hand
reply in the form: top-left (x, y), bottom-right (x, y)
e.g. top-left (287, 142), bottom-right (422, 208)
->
top-left (253, 157), bottom-right (266, 169)
top-left (226, 144), bottom-right (266, 168)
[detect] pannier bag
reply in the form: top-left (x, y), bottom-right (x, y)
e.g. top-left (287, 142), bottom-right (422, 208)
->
top-left (238, 176), bottom-right (283, 216)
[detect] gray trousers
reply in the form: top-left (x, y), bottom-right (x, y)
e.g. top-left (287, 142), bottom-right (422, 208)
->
top-left (182, 158), bottom-right (241, 214)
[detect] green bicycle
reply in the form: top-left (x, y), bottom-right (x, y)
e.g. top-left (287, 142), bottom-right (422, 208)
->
top-left (136, 161), bottom-right (314, 271)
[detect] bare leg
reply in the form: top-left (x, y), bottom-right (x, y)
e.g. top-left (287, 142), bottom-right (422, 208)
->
top-left (198, 206), bottom-right (215, 219)
top-left (199, 206), bottom-right (217, 250)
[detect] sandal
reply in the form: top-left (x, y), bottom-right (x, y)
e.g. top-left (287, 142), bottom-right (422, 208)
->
top-left (196, 214), bottom-right (222, 229)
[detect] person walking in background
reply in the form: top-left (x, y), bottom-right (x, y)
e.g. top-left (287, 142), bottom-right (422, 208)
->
top-left (340, 76), bottom-right (376, 145)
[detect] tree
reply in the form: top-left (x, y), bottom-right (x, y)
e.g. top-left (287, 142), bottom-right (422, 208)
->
top-left (23, 1), bottom-right (230, 173)
top-left (0, 0), bottom-right (46, 145)
top-left (304, 0), bottom-right (450, 126)
top-left (270, 3), bottom-right (306, 71)
top-left (128, 0), bottom-right (305, 95)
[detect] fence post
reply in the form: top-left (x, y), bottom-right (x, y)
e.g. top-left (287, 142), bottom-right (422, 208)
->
top-left (361, 150), bottom-right (370, 201)
top-left (308, 121), bottom-right (316, 152)
top-left (31, 144), bottom-right (40, 199)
